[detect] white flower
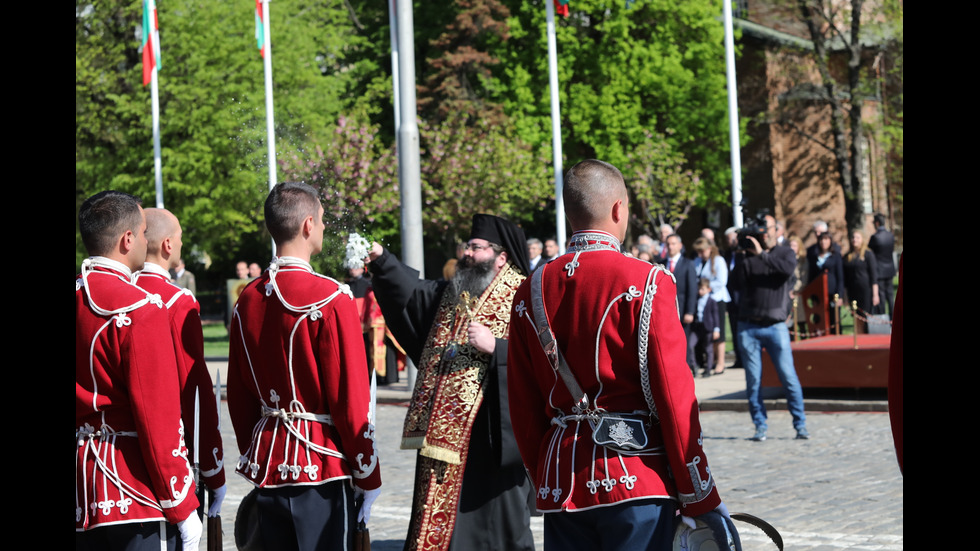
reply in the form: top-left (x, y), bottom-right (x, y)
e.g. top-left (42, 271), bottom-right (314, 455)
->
top-left (344, 233), bottom-right (372, 270)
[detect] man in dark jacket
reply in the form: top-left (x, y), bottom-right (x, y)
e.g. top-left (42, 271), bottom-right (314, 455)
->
top-left (869, 213), bottom-right (896, 316)
top-left (731, 215), bottom-right (808, 442)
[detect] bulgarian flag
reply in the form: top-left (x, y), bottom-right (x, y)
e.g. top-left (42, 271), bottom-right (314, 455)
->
top-left (554, 0), bottom-right (569, 17)
top-left (255, 0), bottom-right (266, 57)
top-left (141, 0), bottom-right (161, 86)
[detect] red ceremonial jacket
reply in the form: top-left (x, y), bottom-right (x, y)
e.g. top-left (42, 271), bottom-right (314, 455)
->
top-left (76, 258), bottom-right (199, 531)
top-left (228, 257), bottom-right (381, 490)
top-left (136, 262), bottom-right (225, 490)
top-left (507, 231), bottom-right (721, 516)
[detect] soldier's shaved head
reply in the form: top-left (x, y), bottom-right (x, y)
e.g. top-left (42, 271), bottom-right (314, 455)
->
top-left (143, 208), bottom-right (184, 270)
top-left (144, 208), bottom-right (179, 252)
top-left (563, 159), bottom-right (628, 231)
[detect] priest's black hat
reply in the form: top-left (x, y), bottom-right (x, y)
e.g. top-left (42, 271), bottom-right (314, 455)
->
top-left (469, 214), bottom-right (530, 276)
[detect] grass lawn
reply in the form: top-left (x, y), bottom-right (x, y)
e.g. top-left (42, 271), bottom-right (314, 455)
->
top-left (203, 322), bottom-right (230, 359)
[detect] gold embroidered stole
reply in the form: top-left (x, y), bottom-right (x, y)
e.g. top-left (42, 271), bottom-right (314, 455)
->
top-left (402, 262), bottom-right (524, 551)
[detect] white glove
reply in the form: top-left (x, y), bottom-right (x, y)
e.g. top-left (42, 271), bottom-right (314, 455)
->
top-left (207, 485), bottom-right (227, 518)
top-left (354, 487), bottom-right (381, 524)
top-left (714, 501), bottom-right (731, 520)
top-left (177, 512), bottom-right (203, 550)
top-left (681, 501), bottom-right (730, 530)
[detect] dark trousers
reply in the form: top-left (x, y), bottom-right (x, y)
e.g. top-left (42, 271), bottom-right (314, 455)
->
top-left (76, 521), bottom-right (178, 551)
top-left (255, 481), bottom-right (356, 551)
top-left (543, 498), bottom-right (677, 551)
top-left (687, 322), bottom-right (715, 373)
top-left (875, 277), bottom-right (895, 317)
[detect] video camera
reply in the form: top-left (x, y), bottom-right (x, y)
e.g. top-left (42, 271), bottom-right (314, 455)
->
top-left (737, 208), bottom-right (771, 251)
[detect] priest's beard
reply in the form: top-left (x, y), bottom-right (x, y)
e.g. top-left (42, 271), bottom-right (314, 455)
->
top-left (452, 255), bottom-right (500, 298)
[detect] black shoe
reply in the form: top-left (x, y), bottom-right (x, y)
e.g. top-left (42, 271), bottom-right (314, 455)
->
top-left (795, 428), bottom-right (810, 440)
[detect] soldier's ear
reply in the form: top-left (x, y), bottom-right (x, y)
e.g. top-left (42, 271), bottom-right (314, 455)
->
top-left (119, 230), bottom-right (135, 255)
top-left (611, 198), bottom-right (626, 224)
top-left (301, 215), bottom-right (315, 238)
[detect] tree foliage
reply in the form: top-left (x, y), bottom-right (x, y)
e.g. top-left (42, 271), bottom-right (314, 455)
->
top-left (418, 116), bottom-right (552, 250)
top-left (495, 0), bottom-right (733, 205)
top-left (418, 0), bottom-right (512, 124)
top-left (781, 0), bottom-right (902, 230)
top-left (78, 0), bottom-right (747, 277)
top-left (623, 131), bottom-right (703, 235)
top-left (75, 0), bottom-right (375, 274)
top-left (281, 114), bottom-right (552, 261)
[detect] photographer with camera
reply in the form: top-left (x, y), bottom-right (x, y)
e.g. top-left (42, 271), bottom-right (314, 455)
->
top-left (731, 213), bottom-right (809, 442)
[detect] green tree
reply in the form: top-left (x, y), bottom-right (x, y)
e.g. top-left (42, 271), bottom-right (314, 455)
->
top-left (417, 0), bottom-right (513, 124)
top-left (781, 0), bottom-right (902, 230)
top-left (623, 131), bottom-right (703, 235)
top-left (496, 0), bottom-right (734, 205)
top-left (282, 114), bottom-right (553, 264)
top-left (418, 115), bottom-right (552, 252)
top-left (76, 0), bottom-right (376, 273)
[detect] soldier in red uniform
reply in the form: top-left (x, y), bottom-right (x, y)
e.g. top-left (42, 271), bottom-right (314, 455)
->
top-left (227, 182), bottom-right (381, 550)
top-left (508, 160), bottom-right (730, 549)
top-left (135, 208), bottom-right (226, 518)
top-left (76, 191), bottom-right (202, 550)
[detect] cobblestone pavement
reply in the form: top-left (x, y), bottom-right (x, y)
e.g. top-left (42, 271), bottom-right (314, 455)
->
top-left (206, 400), bottom-right (901, 551)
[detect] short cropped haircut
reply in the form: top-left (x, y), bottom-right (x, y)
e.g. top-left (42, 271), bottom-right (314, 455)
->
top-left (144, 208), bottom-right (177, 252)
top-left (264, 182), bottom-right (321, 245)
top-left (78, 190), bottom-right (143, 256)
top-left (563, 159), bottom-right (626, 229)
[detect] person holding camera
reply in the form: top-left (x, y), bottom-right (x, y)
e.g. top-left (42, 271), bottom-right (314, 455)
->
top-left (731, 214), bottom-right (809, 442)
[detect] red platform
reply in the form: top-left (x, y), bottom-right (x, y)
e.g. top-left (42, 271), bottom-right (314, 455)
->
top-left (761, 334), bottom-right (891, 388)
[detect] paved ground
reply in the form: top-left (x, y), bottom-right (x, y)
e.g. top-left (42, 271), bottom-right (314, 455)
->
top-left (203, 365), bottom-right (902, 551)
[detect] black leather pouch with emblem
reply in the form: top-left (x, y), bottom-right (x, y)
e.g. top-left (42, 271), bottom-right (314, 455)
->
top-left (590, 414), bottom-right (649, 452)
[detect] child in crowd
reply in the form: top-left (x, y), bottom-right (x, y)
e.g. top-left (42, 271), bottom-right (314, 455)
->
top-left (688, 278), bottom-right (720, 378)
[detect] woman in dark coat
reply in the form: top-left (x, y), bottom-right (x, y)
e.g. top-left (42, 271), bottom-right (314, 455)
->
top-left (808, 232), bottom-right (844, 333)
top-left (843, 229), bottom-right (880, 333)
top-left (808, 232), bottom-right (844, 304)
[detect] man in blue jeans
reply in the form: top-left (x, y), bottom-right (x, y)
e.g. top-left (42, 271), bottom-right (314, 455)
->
top-left (731, 214), bottom-right (808, 441)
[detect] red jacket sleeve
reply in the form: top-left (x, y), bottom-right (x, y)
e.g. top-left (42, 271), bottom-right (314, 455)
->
top-left (317, 295), bottom-right (382, 490)
top-left (645, 271), bottom-right (721, 516)
top-left (126, 305), bottom-right (200, 523)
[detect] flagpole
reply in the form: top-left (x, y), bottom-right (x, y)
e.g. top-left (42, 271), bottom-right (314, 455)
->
top-left (142, 0), bottom-right (164, 208)
top-left (395, 0), bottom-right (423, 391)
top-left (722, 0), bottom-right (743, 228)
top-left (388, 0), bottom-right (401, 137)
top-left (545, 1), bottom-right (566, 253)
top-left (262, 0), bottom-right (277, 193)
top-left (261, 0), bottom-right (277, 257)
top-left (151, 67), bottom-right (164, 208)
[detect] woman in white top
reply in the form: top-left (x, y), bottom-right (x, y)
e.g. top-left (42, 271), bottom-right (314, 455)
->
top-left (693, 237), bottom-right (731, 374)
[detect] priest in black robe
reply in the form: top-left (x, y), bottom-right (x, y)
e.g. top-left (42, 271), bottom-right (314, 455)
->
top-left (367, 214), bottom-right (535, 551)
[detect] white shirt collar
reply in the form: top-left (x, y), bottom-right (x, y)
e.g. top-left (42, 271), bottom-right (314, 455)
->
top-left (138, 261), bottom-right (172, 279)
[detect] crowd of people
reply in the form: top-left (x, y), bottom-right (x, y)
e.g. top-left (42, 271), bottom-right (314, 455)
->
top-left (77, 162), bottom-right (896, 550)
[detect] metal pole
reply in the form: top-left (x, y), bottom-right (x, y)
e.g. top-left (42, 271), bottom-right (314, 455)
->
top-left (151, 68), bottom-right (164, 208)
top-left (545, 1), bottom-right (566, 253)
top-left (722, 0), bottom-right (743, 228)
top-left (262, 0), bottom-right (277, 257)
top-left (262, 0), bottom-right (277, 192)
top-left (396, 0), bottom-right (423, 389)
top-left (389, 0), bottom-right (401, 137)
